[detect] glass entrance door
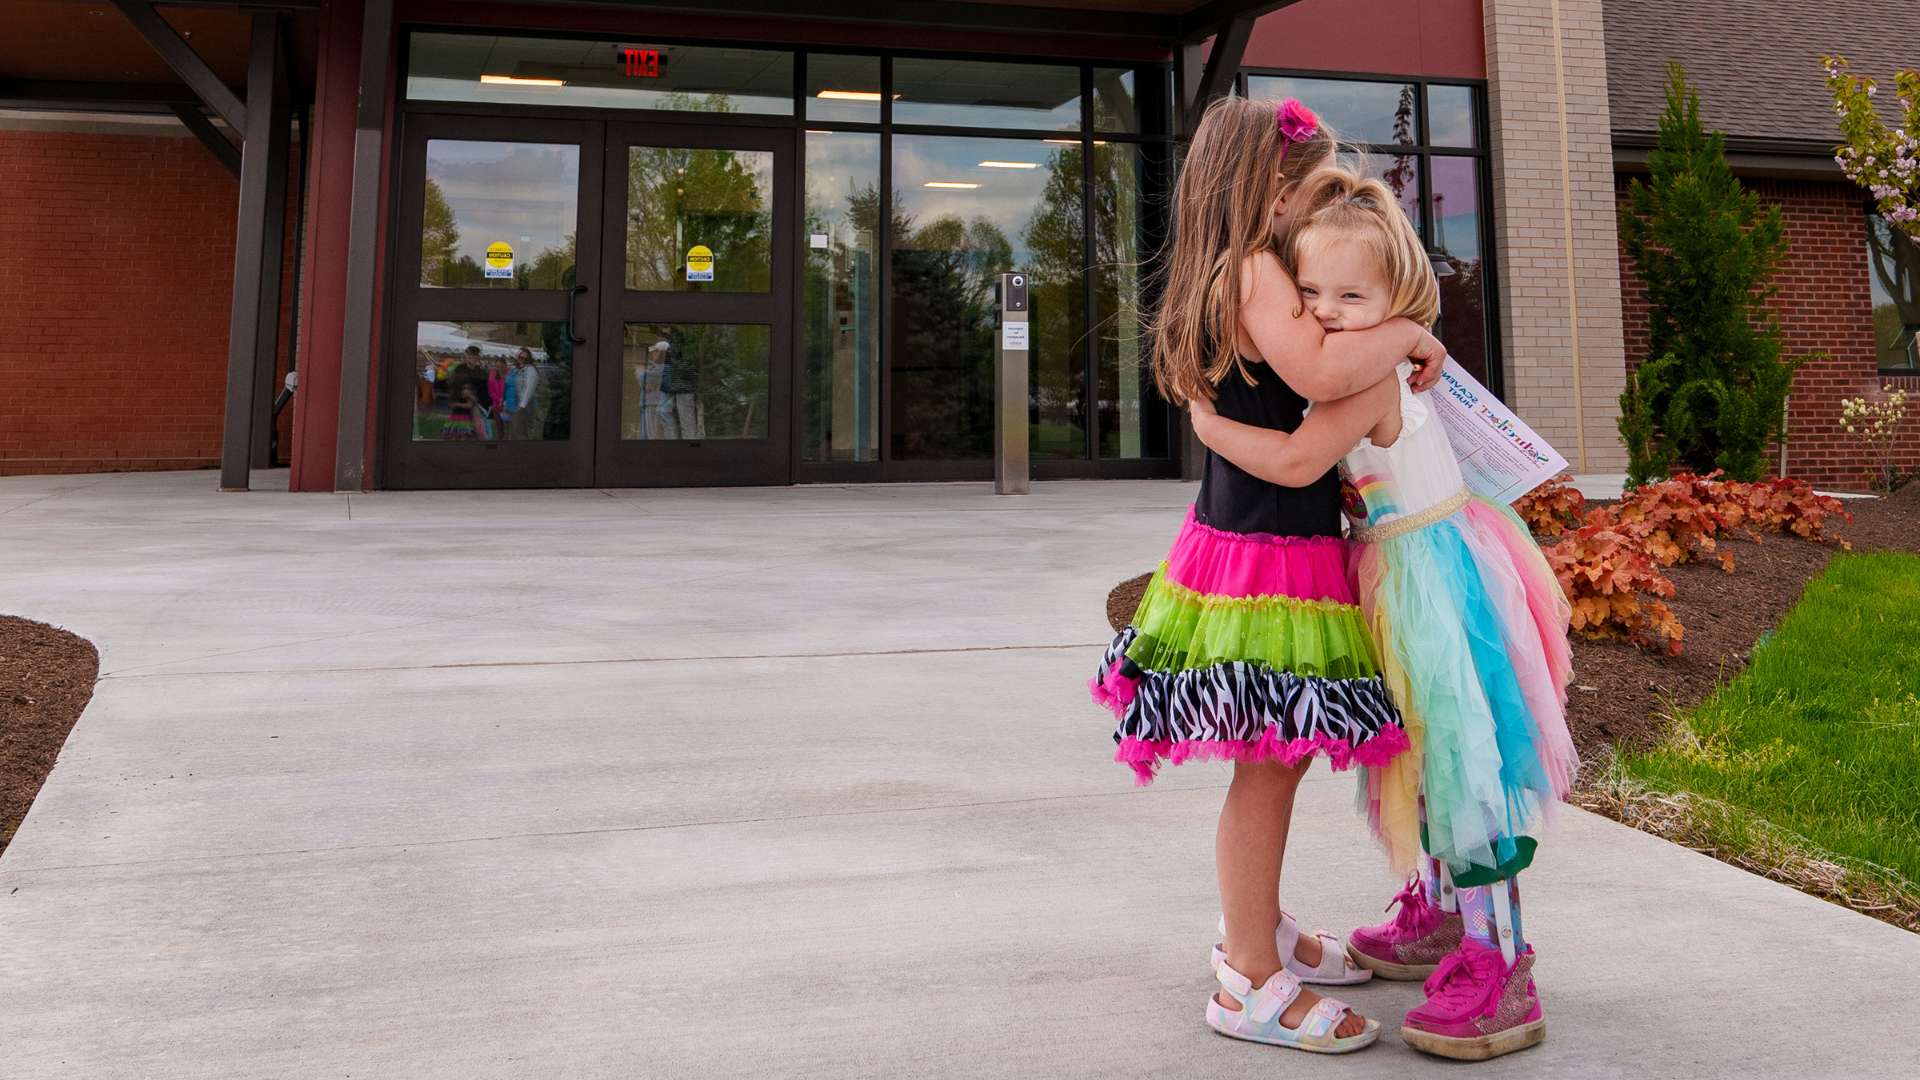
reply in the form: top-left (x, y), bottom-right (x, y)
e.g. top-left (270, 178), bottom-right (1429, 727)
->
top-left (594, 123), bottom-right (793, 487)
top-left (383, 115), bottom-right (604, 488)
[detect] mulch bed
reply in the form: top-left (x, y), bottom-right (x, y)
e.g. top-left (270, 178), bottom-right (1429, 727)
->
top-left (0, 617), bottom-right (98, 855)
top-left (1104, 483), bottom-right (1920, 759)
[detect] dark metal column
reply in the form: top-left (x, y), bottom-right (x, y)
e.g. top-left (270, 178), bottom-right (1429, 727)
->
top-left (334, 0), bottom-right (395, 492)
top-left (219, 13), bottom-right (290, 490)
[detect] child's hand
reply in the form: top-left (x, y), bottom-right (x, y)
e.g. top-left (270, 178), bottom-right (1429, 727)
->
top-left (1406, 328), bottom-right (1447, 392)
top-left (1188, 395), bottom-right (1220, 448)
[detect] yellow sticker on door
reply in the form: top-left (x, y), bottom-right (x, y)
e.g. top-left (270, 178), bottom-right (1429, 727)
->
top-left (485, 241), bottom-right (515, 279)
top-left (685, 245), bottom-right (715, 282)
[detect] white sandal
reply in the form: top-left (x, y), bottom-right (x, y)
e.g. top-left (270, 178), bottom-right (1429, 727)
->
top-left (1206, 959), bottom-right (1380, 1053)
top-left (1211, 912), bottom-right (1373, 985)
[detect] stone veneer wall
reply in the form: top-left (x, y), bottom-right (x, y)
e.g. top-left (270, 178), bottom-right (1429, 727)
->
top-left (1483, 0), bottom-right (1628, 473)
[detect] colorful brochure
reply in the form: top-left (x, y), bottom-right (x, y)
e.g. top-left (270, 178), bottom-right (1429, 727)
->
top-left (1429, 358), bottom-right (1569, 503)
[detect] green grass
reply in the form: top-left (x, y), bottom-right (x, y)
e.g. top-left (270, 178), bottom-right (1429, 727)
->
top-left (1624, 552), bottom-right (1920, 883)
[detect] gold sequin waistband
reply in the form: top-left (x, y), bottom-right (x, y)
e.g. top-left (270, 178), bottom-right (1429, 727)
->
top-left (1347, 486), bottom-right (1473, 544)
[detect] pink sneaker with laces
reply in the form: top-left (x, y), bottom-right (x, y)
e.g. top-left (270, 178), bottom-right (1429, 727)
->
top-left (1344, 877), bottom-right (1463, 981)
top-left (1400, 937), bottom-right (1545, 1060)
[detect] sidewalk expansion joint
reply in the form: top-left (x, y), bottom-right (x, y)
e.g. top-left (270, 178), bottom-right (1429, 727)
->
top-left (98, 642), bottom-right (1110, 680)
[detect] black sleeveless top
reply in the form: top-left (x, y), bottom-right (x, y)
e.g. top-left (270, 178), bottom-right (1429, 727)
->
top-left (1192, 359), bottom-right (1342, 538)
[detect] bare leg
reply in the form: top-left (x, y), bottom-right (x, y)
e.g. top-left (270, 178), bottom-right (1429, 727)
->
top-left (1215, 757), bottom-right (1366, 1037)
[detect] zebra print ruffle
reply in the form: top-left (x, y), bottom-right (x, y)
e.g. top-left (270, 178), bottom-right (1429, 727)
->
top-left (1094, 627), bottom-right (1409, 785)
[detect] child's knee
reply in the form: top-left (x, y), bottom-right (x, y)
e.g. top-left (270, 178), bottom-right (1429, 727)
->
top-left (1232, 757), bottom-right (1310, 789)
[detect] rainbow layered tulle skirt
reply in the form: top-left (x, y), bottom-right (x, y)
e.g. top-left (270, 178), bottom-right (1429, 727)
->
top-left (1350, 496), bottom-right (1579, 880)
top-left (1091, 511), bottom-right (1410, 785)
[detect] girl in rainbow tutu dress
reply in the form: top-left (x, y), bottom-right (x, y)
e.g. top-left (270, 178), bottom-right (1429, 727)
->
top-left (1188, 165), bottom-right (1578, 1061)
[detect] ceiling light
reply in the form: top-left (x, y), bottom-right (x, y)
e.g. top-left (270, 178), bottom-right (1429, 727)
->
top-left (817, 90), bottom-right (882, 101)
top-left (480, 75), bottom-right (566, 87)
top-left (977, 161), bottom-right (1038, 169)
top-left (1043, 139), bottom-right (1107, 145)
top-left (924, 182), bottom-right (980, 189)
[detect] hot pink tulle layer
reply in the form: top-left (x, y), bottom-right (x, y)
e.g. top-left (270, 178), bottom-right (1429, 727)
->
top-left (1115, 724), bottom-right (1412, 786)
top-left (1165, 510), bottom-right (1353, 603)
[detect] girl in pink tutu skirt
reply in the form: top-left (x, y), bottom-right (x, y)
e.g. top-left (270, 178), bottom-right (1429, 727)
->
top-left (1091, 96), bottom-right (1447, 1054)
top-left (1185, 166), bottom-right (1578, 1061)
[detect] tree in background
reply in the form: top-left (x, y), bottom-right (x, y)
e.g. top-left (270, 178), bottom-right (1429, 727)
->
top-left (420, 178), bottom-right (461, 285)
top-left (1823, 57), bottom-right (1920, 238)
top-left (1616, 63), bottom-right (1805, 484)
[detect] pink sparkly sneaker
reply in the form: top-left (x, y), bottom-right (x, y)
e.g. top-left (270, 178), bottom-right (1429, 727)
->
top-left (1345, 877), bottom-right (1463, 981)
top-left (1400, 938), bottom-right (1545, 1060)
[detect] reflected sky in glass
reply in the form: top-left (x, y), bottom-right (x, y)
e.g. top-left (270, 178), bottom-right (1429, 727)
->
top-left (424, 140), bottom-right (578, 283)
top-left (1430, 156), bottom-right (1480, 261)
top-left (1248, 75), bottom-right (1416, 146)
top-left (1428, 84), bottom-right (1477, 148)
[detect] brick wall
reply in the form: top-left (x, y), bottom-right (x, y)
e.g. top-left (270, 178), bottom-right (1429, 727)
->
top-left (0, 128), bottom-right (295, 477)
top-left (1616, 175), bottom-right (1920, 490)
top-left (1484, 0), bottom-right (1629, 473)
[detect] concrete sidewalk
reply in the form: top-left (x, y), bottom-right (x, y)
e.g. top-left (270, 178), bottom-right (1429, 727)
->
top-left (1, 470), bottom-right (1914, 1078)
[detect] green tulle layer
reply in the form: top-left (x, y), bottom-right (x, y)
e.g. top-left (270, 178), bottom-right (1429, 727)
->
top-left (1123, 565), bottom-right (1382, 681)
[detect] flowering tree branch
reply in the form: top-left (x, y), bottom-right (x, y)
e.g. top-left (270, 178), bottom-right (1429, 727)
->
top-left (1824, 57), bottom-right (1920, 237)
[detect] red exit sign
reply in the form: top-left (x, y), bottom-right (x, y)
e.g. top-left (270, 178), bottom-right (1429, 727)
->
top-left (621, 48), bottom-right (662, 77)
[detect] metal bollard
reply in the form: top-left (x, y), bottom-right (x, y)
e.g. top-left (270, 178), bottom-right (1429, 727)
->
top-left (994, 272), bottom-right (1030, 495)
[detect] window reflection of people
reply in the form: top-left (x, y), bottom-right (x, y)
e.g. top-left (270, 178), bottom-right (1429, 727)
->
top-left (441, 380), bottom-right (484, 440)
top-left (507, 347), bottom-right (541, 440)
top-left (640, 328), bottom-right (705, 439)
top-left (487, 358), bottom-right (509, 418)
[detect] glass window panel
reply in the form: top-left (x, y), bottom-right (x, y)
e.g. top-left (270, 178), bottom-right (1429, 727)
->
top-left (1093, 68), bottom-right (1137, 133)
top-left (893, 59), bottom-right (1082, 131)
top-left (1868, 213), bottom-right (1920, 370)
top-left (807, 53), bottom-right (881, 124)
top-left (621, 324), bottom-right (771, 440)
top-left (891, 134), bottom-right (1086, 460)
top-left (1247, 75), bottom-right (1417, 146)
top-left (625, 146), bottom-right (772, 292)
top-left (413, 322), bottom-right (573, 441)
top-left (1428, 84), bottom-right (1477, 148)
top-left (407, 32), bottom-right (793, 115)
top-left (1428, 156), bottom-right (1489, 384)
top-left (1367, 152), bottom-right (1424, 237)
top-left (421, 140), bottom-right (578, 290)
top-left (802, 132), bottom-right (882, 462)
top-left (1429, 155), bottom-right (1479, 262)
top-left (1096, 143), bottom-right (1168, 459)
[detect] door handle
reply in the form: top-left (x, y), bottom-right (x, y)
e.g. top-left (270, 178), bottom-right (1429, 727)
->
top-left (567, 285), bottom-right (588, 345)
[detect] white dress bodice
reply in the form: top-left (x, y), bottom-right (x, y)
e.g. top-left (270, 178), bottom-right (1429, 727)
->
top-left (1341, 362), bottom-right (1467, 528)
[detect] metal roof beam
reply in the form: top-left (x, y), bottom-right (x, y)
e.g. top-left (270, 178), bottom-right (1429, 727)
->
top-left (1185, 14), bottom-right (1252, 129)
top-left (167, 102), bottom-right (242, 177)
top-left (111, 0), bottom-right (248, 130)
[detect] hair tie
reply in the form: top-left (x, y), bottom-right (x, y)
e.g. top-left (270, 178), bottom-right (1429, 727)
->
top-left (1276, 98), bottom-right (1320, 164)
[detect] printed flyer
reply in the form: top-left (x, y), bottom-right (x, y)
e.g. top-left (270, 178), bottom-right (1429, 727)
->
top-left (1429, 358), bottom-right (1569, 503)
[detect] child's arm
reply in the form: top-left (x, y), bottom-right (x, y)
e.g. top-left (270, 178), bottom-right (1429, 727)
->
top-left (1238, 252), bottom-right (1446, 401)
top-left (1189, 374), bottom-right (1401, 488)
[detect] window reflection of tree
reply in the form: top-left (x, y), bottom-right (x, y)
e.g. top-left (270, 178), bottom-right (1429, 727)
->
top-left (891, 145), bottom-right (1088, 461)
top-left (1094, 143), bottom-right (1164, 458)
top-left (802, 175), bottom-right (881, 461)
top-left (626, 139), bottom-right (771, 292)
top-left (890, 206), bottom-right (1011, 459)
top-left (1023, 144), bottom-right (1087, 459)
top-left (1869, 213), bottom-right (1920, 369)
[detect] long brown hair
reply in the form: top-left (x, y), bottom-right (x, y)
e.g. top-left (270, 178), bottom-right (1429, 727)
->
top-left (1281, 167), bottom-right (1440, 329)
top-left (1150, 96), bottom-right (1338, 404)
